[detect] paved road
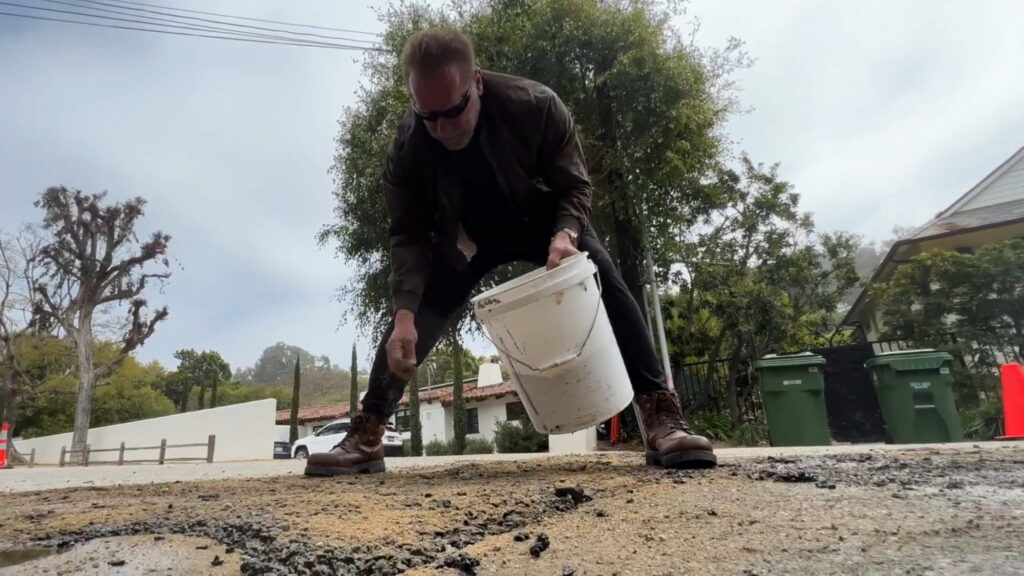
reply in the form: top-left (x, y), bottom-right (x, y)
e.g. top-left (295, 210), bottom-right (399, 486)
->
top-left (1, 440), bottom-right (1019, 493)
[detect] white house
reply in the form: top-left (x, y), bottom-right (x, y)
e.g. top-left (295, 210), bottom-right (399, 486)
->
top-left (843, 144), bottom-right (1024, 341)
top-left (275, 362), bottom-right (528, 448)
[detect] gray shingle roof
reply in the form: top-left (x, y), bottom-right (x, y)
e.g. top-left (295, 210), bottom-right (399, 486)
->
top-left (912, 197), bottom-right (1024, 240)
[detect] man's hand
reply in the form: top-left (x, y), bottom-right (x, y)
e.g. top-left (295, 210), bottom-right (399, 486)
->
top-left (546, 230), bottom-right (580, 270)
top-left (387, 310), bottom-right (418, 380)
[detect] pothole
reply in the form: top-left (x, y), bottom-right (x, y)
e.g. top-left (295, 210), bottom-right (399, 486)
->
top-left (0, 547), bottom-right (55, 568)
top-left (1, 535), bottom-right (239, 575)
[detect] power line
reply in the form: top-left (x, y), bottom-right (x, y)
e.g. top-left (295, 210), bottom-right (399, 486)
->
top-left (95, 0), bottom-right (380, 37)
top-left (55, 0), bottom-right (383, 45)
top-left (0, 11), bottom-right (384, 50)
top-left (37, 0), bottom-right (382, 47)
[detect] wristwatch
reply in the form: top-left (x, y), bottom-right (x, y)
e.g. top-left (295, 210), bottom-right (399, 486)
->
top-left (556, 227), bottom-right (579, 247)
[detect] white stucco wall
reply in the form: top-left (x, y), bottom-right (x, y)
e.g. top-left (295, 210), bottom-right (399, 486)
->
top-left (439, 397), bottom-right (516, 443)
top-left (469, 398), bottom-right (512, 442)
top-left (420, 401), bottom-right (447, 446)
top-left (17, 399), bottom-right (277, 464)
top-left (548, 427), bottom-right (597, 454)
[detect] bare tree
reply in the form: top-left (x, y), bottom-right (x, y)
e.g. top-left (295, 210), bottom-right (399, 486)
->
top-left (32, 187), bottom-right (170, 459)
top-left (0, 226), bottom-right (51, 464)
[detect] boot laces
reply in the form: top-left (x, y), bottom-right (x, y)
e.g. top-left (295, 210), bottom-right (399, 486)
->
top-left (334, 413), bottom-right (376, 451)
top-left (651, 391), bottom-right (691, 433)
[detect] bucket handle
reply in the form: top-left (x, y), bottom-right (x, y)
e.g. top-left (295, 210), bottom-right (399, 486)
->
top-left (482, 270), bottom-right (603, 373)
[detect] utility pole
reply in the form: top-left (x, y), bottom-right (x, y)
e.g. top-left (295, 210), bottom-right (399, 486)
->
top-left (645, 246), bottom-right (673, 389)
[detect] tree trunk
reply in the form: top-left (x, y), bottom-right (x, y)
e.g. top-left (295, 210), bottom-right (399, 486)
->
top-left (289, 358), bottom-right (300, 444)
top-left (451, 330), bottom-right (466, 455)
top-left (1, 372), bottom-right (15, 424)
top-left (178, 383), bottom-right (191, 413)
top-left (210, 379), bottom-right (218, 409)
top-left (70, 314), bottom-right (96, 462)
top-left (725, 346), bottom-right (742, 423)
top-left (594, 67), bottom-right (649, 321)
top-left (612, 203), bottom-right (648, 319)
top-left (198, 382), bottom-right (207, 410)
top-left (409, 372), bottom-right (422, 457)
top-left (2, 384), bottom-right (27, 465)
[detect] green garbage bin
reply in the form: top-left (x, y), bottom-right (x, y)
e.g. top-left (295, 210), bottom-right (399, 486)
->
top-left (754, 353), bottom-right (831, 446)
top-left (865, 349), bottom-right (963, 444)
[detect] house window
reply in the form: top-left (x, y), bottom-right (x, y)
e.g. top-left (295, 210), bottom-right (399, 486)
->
top-left (393, 408), bottom-right (410, 432)
top-left (505, 401), bottom-right (527, 421)
top-left (467, 408), bottom-right (479, 434)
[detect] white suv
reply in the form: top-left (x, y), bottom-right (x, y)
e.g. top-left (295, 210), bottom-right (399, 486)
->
top-left (291, 418), bottom-right (404, 459)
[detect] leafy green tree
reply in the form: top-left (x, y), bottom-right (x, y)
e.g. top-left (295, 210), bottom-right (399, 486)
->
top-left (290, 357), bottom-right (301, 444)
top-left (216, 381), bottom-right (292, 411)
top-left (31, 187), bottom-right (170, 457)
top-left (663, 157), bottom-right (860, 419)
top-left (874, 238), bottom-right (1024, 405)
top-left (349, 343), bottom-right (359, 416)
top-left (18, 354), bottom-right (172, 437)
top-left (319, 0), bottom-right (746, 335)
top-left (425, 343), bottom-right (480, 385)
top-left (232, 342), bottom-right (360, 406)
top-left (90, 357), bottom-right (174, 427)
top-left (163, 349), bottom-right (230, 411)
top-left (236, 342), bottom-right (331, 384)
top-left (409, 372), bottom-right (422, 456)
top-left (450, 329), bottom-right (466, 455)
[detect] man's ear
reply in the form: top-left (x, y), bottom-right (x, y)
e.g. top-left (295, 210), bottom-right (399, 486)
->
top-left (474, 69), bottom-right (483, 96)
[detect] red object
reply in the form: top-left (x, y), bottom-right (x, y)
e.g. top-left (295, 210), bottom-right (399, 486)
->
top-left (999, 362), bottom-right (1024, 438)
top-left (609, 413), bottom-right (621, 445)
top-left (0, 422), bottom-right (8, 468)
top-left (998, 363), bottom-right (1024, 440)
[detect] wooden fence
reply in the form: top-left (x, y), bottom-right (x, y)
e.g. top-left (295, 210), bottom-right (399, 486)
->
top-left (59, 435), bottom-right (216, 467)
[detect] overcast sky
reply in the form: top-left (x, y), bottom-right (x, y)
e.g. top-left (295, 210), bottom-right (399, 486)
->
top-left (2, 0), bottom-right (1022, 373)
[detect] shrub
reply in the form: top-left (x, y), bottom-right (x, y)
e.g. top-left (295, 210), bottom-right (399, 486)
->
top-left (424, 439), bottom-right (449, 456)
top-left (730, 420), bottom-right (769, 447)
top-left (463, 437), bottom-right (495, 454)
top-left (688, 410), bottom-right (732, 441)
top-left (962, 399), bottom-right (1004, 440)
top-left (494, 419), bottom-right (548, 453)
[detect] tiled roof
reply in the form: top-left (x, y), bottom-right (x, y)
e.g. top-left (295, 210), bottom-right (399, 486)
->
top-left (403, 381), bottom-right (519, 407)
top-left (912, 197), bottom-right (1024, 240)
top-left (277, 381), bottom-right (520, 424)
top-left (275, 402), bottom-right (350, 425)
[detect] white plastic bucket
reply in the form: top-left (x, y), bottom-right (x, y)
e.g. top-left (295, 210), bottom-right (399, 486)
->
top-left (470, 253), bottom-right (634, 434)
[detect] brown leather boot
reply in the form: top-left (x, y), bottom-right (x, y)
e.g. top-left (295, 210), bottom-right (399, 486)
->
top-left (304, 413), bottom-right (386, 476)
top-left (635, 389), bottom-right (717, 469)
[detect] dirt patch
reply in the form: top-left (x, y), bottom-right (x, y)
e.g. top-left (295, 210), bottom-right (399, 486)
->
top-left (1, 446), bottom-right (1022, 575)
top-left (0, 534), bottom-right (240, 575)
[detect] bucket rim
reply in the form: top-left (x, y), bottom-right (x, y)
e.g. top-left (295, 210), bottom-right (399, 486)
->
top-left (470, 252), bottom-right (594, 315)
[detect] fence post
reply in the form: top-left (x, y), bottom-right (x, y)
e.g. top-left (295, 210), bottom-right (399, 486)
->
top-left (158, 439), bottom-right (167, 465)
top-left (29, 448), bottom-right (35, 468)
top-left (83, 444), bottom-right (91, 467)
top-left (206, 435), bottom-right (216, 463)
top-left (118, 441), bottom-right (126, 466)
top-left (59, 446), bottom-right (66, 467)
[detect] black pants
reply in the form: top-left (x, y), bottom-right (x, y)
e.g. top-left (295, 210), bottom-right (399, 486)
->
top-left (360, 229), bottom-right (668, 419)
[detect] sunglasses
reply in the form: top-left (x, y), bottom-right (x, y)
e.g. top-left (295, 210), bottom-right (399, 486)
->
top-left (413, 86), bottom-right (472, 122)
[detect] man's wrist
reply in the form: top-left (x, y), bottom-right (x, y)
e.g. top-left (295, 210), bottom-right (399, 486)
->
top-left (553, 227), bottom-right (578, 247)
top-left (395, 309), bottom-right (415, 328)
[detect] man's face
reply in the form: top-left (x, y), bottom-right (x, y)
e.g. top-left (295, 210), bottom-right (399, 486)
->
top-left (410, 65), bottom-right (482, 151)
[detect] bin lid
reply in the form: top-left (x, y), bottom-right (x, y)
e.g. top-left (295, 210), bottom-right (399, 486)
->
top-left (865, 349), bottom-right (953, 371)
top-left (754, 352), bottom-right (826, 369)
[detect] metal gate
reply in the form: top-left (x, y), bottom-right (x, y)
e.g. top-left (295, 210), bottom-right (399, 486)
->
top-left (810, 342), bottom-right (887, 443)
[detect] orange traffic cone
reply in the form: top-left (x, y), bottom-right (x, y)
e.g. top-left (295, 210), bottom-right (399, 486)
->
top-left (0, 422), bottom-right (8, 468)
top-left (997, 363), bottom-right (1024, 440)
